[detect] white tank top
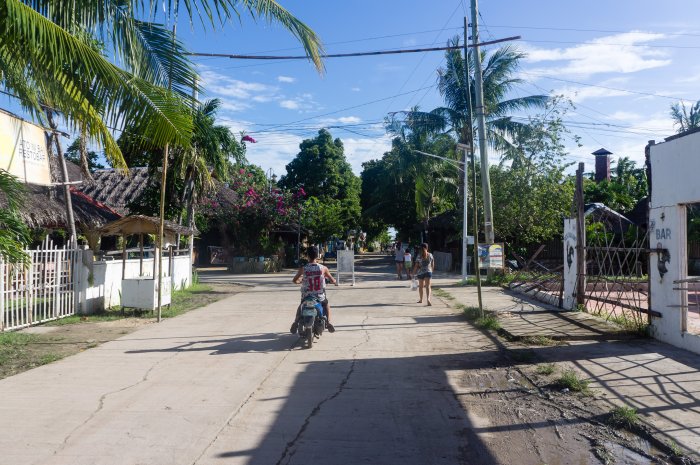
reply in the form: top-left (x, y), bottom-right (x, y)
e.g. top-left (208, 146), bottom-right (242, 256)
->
top-left (301, 262), bottom-right (327, 298)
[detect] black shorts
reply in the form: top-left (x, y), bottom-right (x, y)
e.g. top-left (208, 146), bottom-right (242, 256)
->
top-left (417, 272), bottom-right (433, 280)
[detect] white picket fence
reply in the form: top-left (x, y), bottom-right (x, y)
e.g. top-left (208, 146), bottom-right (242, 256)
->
top-left (0, 237), bottom-right (81, 332)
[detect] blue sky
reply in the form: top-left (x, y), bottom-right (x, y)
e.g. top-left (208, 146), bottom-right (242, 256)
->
top-left (176, 0), bottom-right (700, 178)
top-left (5, 1), bottom-right (700, 178)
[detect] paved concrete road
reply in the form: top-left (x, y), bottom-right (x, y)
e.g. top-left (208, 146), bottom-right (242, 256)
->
top-left (0, 256), bottom-right (498, 465)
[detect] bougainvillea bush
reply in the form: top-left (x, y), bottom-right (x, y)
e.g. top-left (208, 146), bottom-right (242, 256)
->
top-left (200, 167), bottom-right (305, 256)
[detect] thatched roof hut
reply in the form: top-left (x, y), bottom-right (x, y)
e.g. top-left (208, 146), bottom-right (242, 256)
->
top-left (0, 169), bottom-right (121, 231)
top-left (79, 167), bottom-right (240, 215)
top-left (79, 167), bottom-right (151, 215)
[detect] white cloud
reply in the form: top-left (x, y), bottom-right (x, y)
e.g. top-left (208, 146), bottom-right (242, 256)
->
top-left (351, 87), bottom-right (361, 92)
top-left (280, 99), bottom-right (300, 110)
top-left (554, 83), bottom-right (629, 103)
top-left (524, 32), bottom-right (671, 78)
top-left (240, 133), bottom-right (304, 177)
top-left (278, 93), bottom-right (320, 112)
top-left (342, 135), bottom-right (393, 174)
top-left (318, 116), bottom-right (362, 125)
top-left (277, 75), bottom-right (296, 83)
top-left (200, 68), bottom-right (280, 112)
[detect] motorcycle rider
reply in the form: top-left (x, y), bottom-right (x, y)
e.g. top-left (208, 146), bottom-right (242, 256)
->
top-left (290, 246), bottom-right (337, 334)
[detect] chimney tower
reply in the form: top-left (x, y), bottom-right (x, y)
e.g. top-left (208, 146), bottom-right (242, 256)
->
top-left (592, 148), bottom-right (612, 182)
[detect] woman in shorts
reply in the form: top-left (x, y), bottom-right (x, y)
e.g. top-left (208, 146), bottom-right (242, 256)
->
top-left (413, 243), bottom-right (435, 306)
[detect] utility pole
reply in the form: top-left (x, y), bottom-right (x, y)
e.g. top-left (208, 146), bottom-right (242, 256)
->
top-left (46, 111), bottom-right (77, 246)
top-left (470, 0), bottom-right (495, 245)
top-left (460, 16), bottom-right (470, 280)
top-left (575, 162), bottom-right (586, 307)
top-left (157, 20), bottom-right (177, 323)
top-left (464, 16), bottom-right (483, 316)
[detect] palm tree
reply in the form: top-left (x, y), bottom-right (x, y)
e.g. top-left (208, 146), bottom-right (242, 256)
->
top-left (0, 170), bottom-right (30, 263)
top-left (173, 98), bottom-right (245, 230)
top-left (670, 100), bottom-right (700, 134)
top-left (0, 0), bottom-right (324, 169)
top-left (430, 39), bottom-right (548, 156)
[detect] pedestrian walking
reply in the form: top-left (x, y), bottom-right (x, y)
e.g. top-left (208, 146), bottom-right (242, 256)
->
top-left (394, 241), bottom-right (404, 279)
top-left (403, 247), bottom-right (412, 279)
top-left (413, 243), bottom-right (435, 306)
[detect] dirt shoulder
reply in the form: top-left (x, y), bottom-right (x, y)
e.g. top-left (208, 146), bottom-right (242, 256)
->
top-left (0, 283), bottom-right (247, 380)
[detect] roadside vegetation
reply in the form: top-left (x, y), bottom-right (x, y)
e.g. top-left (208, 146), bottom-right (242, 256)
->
top-left (555, 369), bottom-right (590, 393)
top-left (608, 406), bottom-right (640, 429)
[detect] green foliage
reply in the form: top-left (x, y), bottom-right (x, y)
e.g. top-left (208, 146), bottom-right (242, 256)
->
top-left (556, 370), bottom-right (590, 393)
top-left (280, 129), bottom-right (361, 234)
top-left (608, 406), bottom-right (639, 429)
top-left (461, 305), bottom-right (482, 320)
top-left (0, 0), bottom-right (324, 170)
top-left (65, 137), bottom-right (105, 171)
top-left (303, 196), bottom-right (344, 243)
top-left (360, 156), bottom-right (417, 239)
top-left (206, 167), bottom-right (305, 256)
top-left (491, 98), bottom-right (576, 245)
top-left (0, 170), bottom-right (30, 264)
top-left (536, 363), bottom-right (556, 375)
top-left (584, 156), bottom-right (648, 215)
top-left (670, 100), bottom-right (700, 133)
top-left (476, 314), bottom-right (501, 330)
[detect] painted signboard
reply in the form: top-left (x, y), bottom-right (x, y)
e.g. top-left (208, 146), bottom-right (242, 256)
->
top-left (478, 243), bottom-right (505, 269)
top-left (0, 110), bottom-right (51, 185)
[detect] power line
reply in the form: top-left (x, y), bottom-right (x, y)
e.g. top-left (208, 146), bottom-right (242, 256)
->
top-left (187, 36), bottom-right (520, 60)
top-left (237, 84), bottom-right (438, 133)
top-left (521, 71), bottom-right (697, 102)
top-left (382, 0), bottom-right (462, 115)
top-left (211, 27), bottom-right (463, 57)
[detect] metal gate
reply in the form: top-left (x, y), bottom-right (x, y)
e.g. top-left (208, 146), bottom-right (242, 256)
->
top-left (0, 237), bottom-right (81, 331)
top-left (583, 213), bottom-right (653, 328)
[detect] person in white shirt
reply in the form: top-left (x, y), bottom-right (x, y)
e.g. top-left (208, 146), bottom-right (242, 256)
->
top-left (394, 241), bottom-right (405, 279)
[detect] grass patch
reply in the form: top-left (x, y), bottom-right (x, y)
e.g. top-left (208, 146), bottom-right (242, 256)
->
top-left (432, 288), bottom-right (455, 300)
top-left (536, 363), bottom-right (556, 375)
top-left (667, 440), bottom-right (683, 457)
top-left (0, 332), bottom-right (37, 346)
top-left (460, 305), bottom-right (482, 320)
top-left (43, 283), bottom-right (216, 325)
top-left (604, 313), bottom-right (650, 337)
top-left (161, 283), bottom-right (215, 318)
top-left (475, 314), bottom-right (501, 330)
top-left (555, 369), bottom-right (590, 393)
top-left (457, 275), bottom-right (509, 287)
top-left (608, 406), bottom-right (639, 429)
top-left (38, 353), bottom-right (64, 365)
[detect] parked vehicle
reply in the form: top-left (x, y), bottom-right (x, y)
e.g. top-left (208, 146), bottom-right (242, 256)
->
top-left (296, 296), bottom-right (327, 348)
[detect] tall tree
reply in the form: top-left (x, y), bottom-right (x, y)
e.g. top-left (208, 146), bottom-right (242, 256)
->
top-left (585, 156), bottom-right (648, 215)
top-left (490, 100), bottom-right (576, 247)
top-left (279, 129), bottom-right (361, 236)
top-left (0, 170), bottom-right (30, 263)
top-left (670, 100), bottom-right (700, 134)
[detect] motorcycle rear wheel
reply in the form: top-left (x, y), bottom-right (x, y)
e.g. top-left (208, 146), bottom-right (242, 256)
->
top-left (306, 327), bottom-right (313, 348)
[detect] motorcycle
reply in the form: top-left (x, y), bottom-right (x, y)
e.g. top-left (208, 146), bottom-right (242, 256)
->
top-left (296, 296), bottom-right (327, 348)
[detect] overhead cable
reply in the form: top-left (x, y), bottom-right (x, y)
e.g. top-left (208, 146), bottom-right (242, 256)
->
top-left (187, 36), bottom-right (520, 60)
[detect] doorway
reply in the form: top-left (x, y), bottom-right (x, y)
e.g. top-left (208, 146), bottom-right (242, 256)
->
top-left (685, 203), bottom-right (700, 334)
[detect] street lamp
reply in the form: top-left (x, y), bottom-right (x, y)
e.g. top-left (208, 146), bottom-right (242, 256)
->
top-left (267, 168), bottom-right (277, 193)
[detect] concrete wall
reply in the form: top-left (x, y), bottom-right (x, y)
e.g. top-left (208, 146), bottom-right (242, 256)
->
top-left (77, 253), bottom-right (192, 314)
top-left (649, 131), bottom-right (700, 354)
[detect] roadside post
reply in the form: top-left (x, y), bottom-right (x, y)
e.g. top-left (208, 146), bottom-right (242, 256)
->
top-left (337, 249), bottom-right (355, 286)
